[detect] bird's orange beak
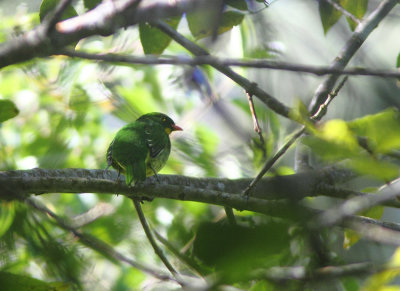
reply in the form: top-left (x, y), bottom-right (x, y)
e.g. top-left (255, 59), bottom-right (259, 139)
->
top-left (172, 124), bottom-right (183, 131)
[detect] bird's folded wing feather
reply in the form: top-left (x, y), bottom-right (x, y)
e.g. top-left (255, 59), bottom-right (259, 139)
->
top-left (112, 124), bottom-right (149, 183)
top-left (143, 123), bottom-right (169, 158)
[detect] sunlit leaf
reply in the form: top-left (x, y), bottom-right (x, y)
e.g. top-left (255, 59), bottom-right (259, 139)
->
top-left (0, 99), bottom-right (19, 122)
top-left (113, 268), bottom-right (146, 291)
top-left (303, 119), bottom-right (360, 160)
top-left (350, 157), bottom-right (399, 181)
top-left (340, 0), bottom-right (368, 30)
top-left (348, 108), bottom-right (400, 154)
top-left (343, 228), bottom-right (360, 249)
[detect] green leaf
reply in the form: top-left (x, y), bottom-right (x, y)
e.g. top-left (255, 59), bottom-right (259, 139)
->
top-left (39, 0), bottom-right (78, 22)
top-left (84, 0), bottom-right (102, 11)
top-left (343, 228), bottom-right (360, 249)
top-left (225, 0), bottom-right (248, 11)
top-left (350, 157), bottom-right (399, 181)
top-left (396, 52), bottom-right (400, 68)
top-left (342, 277), bottom-right (360, 291)
top-left (348, 108), bottom-right (400, 154)
top-left (193, 221), bottom-right (290, 282)
top-left (318, 0), bottom-right (342, 34)
top-left (289, 99), bottom-right (313, 129)
top-left (303, 136), bottom-right (358, 161)
top-left (0, 99), bottom-right (19, 122)
top-left (303, 119), bottom-right (360, 160)
top-left (340, 0), bottom-right (368, 30)
top-left (187, 10), bottom-right (244, 40)
top-left (139, 16), bottom-right (181, 55)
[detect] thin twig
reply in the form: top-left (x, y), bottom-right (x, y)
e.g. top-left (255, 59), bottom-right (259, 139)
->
top-left (246, 86), bottom-right (266, 158)
top-left (243, 127), bottom-right (305, 196)
top-left (321, 0), bottom-right (361, 24)
top-left (58, 49), bottom-right (400, 79)
top-left (25, 197), bottom-right (175, 282)
top-left (153, 230), bottom-right (206, 276)
top-left (346, 218), bottom-right (400, 246)
top-left (311, 76), bottom-right (348, 121)
top-left (131, 199), bottom-right (179, 277)
top-left (243, 77), bottom-right (349, 196)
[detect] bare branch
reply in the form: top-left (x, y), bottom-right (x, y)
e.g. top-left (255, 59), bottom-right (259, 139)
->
top-left (346, 216), bottom-right (400, 246)
top-left (313, 179), bottom-right (400, 228)
top-left (0, 167), bottom-right (355, 210)
top-left (59, 50), bottom-right (400, 79)
top-left (254, 262), bottom-right (380, 282)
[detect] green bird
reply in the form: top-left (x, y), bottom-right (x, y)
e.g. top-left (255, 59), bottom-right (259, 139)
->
top-left (106, 112), bottom-right (182, 185)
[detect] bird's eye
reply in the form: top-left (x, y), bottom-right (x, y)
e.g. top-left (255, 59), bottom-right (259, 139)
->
top-left (162, 117), bottom-right (166, 122)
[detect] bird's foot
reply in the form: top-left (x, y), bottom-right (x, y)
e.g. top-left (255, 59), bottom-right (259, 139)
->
top-left (150, 165), bottom-right (161, 183)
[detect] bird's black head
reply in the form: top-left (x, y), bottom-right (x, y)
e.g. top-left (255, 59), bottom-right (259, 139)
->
top-left (138, 112), bottom-right (183, 134)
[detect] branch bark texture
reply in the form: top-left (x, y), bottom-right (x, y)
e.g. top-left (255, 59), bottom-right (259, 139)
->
top-left (0, 167), bottom-right (354, 217)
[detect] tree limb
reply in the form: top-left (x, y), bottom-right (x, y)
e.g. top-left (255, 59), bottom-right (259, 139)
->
top-left (0, 167), bottom-right (354, 203)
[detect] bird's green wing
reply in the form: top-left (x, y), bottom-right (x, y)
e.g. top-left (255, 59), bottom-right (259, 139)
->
top-left (143, 122), bottom-right (170, 158)
top-left (111, 123), bottom-right (149, 185)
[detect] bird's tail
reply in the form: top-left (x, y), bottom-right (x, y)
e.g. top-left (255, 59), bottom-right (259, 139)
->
top-left (125, 163), bottom-right (146, 185)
